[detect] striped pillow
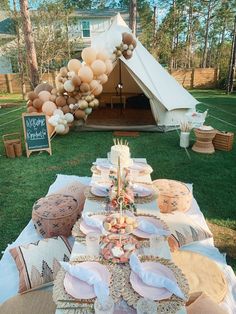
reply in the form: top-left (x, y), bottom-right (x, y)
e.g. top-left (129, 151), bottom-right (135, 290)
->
top-left (10, 236), bottom-right (71, 293)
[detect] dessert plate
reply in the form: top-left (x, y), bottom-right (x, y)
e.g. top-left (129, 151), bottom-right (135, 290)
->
top-left (130, 261), bottom-right (176, 300)
top-left (64, 262), bottom-right (110, 299)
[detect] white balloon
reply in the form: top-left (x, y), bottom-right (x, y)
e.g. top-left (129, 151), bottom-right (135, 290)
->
top-left (55, 124), bottom-right (66, 134)
top-left (64, 113), bottom-right (74, 123)
top-left (64, 80), bottom-right (75, 92)
top-left (53, 109), bottom-right (64, 117)
top-left (48, 116), bottom-right (58, 127)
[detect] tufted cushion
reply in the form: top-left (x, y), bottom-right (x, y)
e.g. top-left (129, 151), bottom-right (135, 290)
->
top-left (32, 194), bottom-right (78, 238)
top-left (10, 236), bottom-right (71, 293)
top-left (153, 179), bottom-right (192, 213)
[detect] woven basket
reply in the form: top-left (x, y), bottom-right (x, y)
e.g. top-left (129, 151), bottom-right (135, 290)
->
top-left (192, 128), bottom-right (216, 154)
top-left (3, 133), bottom-right (22, 158)
top-left (213, 131), bottom-right (234, 151)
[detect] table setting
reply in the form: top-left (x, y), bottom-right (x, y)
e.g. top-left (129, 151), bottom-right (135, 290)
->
top-left (53, 139), bottom-right (190, 313)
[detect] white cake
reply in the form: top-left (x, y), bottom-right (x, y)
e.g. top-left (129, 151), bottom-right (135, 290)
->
top-left (110, 144), bottom-right (133, 167)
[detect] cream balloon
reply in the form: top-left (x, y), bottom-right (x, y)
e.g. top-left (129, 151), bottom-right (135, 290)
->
top-left (78, 66), bottom-right (93, 83)
top-left (42, 101), bottom-right (57, 116)
top-left (62, 125), bottom-right (70, 135)
top-left (38, 90), bottom-right (51, 103)
top-left (105, 59), bottom-right (113, 74)
top-left (55, 124), bottom-right (66, 134)
top-left (81, 47), bottom-right (97, 64)
top-left (68, 59), bottom-right (82, 72)
top-left (93, 84), bottom-right (103, 96)
top-left (64, 113), bottom-right (74, 123)
top-left (53, 109), bottom-right (64, 117)
top-left (64, 80), bottom-right (75, 92)
top-left (97, 74), bottom-right (108, 84)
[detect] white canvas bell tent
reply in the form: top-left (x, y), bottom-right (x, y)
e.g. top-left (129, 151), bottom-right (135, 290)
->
top-left (85, 13), bottom-right (199, 131)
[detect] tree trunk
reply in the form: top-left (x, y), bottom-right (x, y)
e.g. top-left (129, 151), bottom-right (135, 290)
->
top-left (20, 0), bottom-right (39, 88)
top-left (170, 0), bottom-right (176, 70)
top-left (13, 0), bottom-right (26, 99)
top-left (129, 0), bottom-right (137, 36)
top-left (186, 0), bottom-right (193, 68)
top-left (202, 0), bottom-right (212, 68)
top-left (226, 16), bottom-right (236, 94)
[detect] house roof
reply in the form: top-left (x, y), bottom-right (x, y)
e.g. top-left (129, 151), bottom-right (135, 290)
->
top-left (0, 17), bottom-right (16, 36)
top-left (72, 8), bottom-right (129, 19)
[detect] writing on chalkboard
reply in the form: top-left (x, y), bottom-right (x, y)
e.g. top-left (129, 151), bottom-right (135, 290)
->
top-left (22, 113), bottom-right (52, 157)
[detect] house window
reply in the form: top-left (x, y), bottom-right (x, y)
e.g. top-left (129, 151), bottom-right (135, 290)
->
top-left (81, 21), bottom-right (90, 38)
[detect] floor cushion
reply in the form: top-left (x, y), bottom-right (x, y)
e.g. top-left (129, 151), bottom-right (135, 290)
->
top-left (10, 236), bottom-right (71, 293)
top-left (186, 292), bottom-right (228, 314)
top-left (172, 250), bottom-right (228, 304)
top-left (0, 291), bottom-right (56, 314)
top-left (32, 194), bottom-right (79, 237)
top-left (153, 179), bottom-right (192, 213)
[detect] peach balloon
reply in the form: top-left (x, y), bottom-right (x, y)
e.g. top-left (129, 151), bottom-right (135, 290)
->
top-left (96, 50), bottom-right (109, 61)
top-left (91, 60), bottom-right (106, 76)
top-left (42, 101), bottom-right (57, 116)
top-left (68, 59), bottom-right (82, 72)
top-left (81, 47), bottom-right (97, 64)
top-left (90, 80), bottom-right (99, 90)
top-left (74, 109), bottom-right (86, 120)
top-left (27, 106), bottom-right (38, 113)
top-left (93, 83), bottom-right (103, 96)
top-left (78, 66), bottom-right (93, 83)
top-left (38, 90), bottom-right (51, 102)
top-left (105, 59), bottom-right (113, 74)
top-left (97, 74), bottom-right (108, 84)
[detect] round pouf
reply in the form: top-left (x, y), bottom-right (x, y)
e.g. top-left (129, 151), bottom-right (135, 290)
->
top-left (153, 179), bottom-right (192, 213)
top-left (192, 128), bottom-right (217, 154)
top-left (32, 194), bottom-right (79, 237)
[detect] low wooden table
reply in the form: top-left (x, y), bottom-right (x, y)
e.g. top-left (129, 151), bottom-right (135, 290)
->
top-left (192, 128), bottom-right (217, 154)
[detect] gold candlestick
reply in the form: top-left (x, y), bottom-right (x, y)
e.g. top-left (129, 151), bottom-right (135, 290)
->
top-left (117, 156), bottom-right (121, 197)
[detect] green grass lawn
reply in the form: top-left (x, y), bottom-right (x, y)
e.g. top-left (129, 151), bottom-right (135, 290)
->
top-left (0, 90), bottom-right (235, 269)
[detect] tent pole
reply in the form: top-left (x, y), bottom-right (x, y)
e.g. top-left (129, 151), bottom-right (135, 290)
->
top-left (119, 59), bottom-right (124, 116)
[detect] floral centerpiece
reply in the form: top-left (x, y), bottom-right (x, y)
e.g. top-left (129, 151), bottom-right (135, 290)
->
top-left (106, 158), bottom-right (136, 213)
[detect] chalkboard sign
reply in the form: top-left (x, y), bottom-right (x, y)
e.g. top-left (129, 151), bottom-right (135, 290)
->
top-left (22, 113), bottom-right (52, 157)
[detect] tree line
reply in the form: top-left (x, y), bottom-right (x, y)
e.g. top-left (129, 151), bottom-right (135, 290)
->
top-left (1, 0), bottom-right (236, 93)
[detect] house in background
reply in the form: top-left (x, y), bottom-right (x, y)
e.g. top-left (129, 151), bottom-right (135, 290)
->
top-left (0, 11), bottom-right (16, 74)
top-left (68, 9), bottom-right (130, 54)
top-left (0, 8), bottom-right (130, 73)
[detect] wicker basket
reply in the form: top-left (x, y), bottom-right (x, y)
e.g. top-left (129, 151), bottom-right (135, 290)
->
top-left (213, 131), bottom-right (234, 151)
top-left (3, 133), bottom-right (22, 158)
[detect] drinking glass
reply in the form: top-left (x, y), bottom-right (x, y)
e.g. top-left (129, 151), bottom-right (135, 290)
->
top-left (149, 235), bottom-right (166, 256)
top-left (86, 232), bottom-right (100, 256)
top-left (136, 298), bottom-right (157, 314)
top-left (94, 296), bottom-right (114, 314)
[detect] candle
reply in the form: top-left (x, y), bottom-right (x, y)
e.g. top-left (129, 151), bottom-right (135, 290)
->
top-left (117, 156), bottom-right (121, 197)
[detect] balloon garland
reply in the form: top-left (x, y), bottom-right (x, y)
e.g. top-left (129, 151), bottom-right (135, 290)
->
top-left (26, 32), bottom-right (137, 134)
